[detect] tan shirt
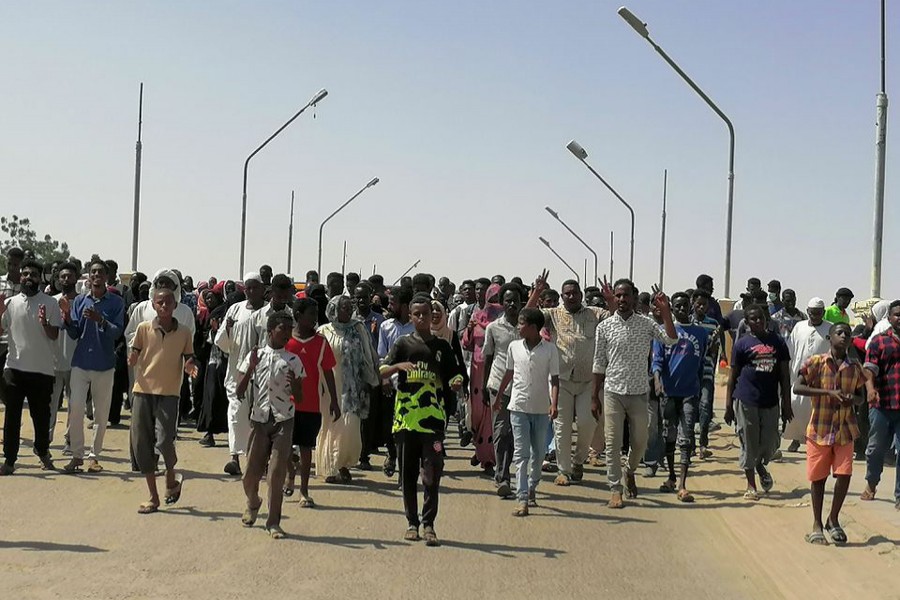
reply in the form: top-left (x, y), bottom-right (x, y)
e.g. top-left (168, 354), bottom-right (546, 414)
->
top-left (541, 305), bottom-right (610, 382)
top-left (132, 318), bottom-right (193, 397)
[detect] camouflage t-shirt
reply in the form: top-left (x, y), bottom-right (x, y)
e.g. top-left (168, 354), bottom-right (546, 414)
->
top-left (383, 332), bottom-right (464, 436)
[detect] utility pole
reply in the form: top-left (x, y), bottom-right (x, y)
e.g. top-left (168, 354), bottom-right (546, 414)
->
top-left (872, 0), bottom-right (889, 298)
top-left (131, 83), bottom-right (143, 271)
top-left (287, 191), bottom-right (294, 274)
top-left (659, 169), bottom-right (668, 289)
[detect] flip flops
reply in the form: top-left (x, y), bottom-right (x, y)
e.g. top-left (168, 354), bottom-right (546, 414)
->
top-left (299, 496), bottom-right (316, 509)
top-left (825, 520), bottom-right (847, 545)
top-left (164, 474), bottom-right (183, 505)
top-left (805, 531), bottom-right (827, 545)
top-left (138, 502), bottom-right (159, 515)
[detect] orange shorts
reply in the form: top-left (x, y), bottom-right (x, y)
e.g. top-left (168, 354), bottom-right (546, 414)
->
top-left (806, 440), bottom-right (854, 481)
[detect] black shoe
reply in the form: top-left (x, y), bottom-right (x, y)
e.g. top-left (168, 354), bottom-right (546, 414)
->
top-left (198, 433), bottom-right (215, 447)
top-left (356, 459), bottom-right (372, 471)
top-left (460, 430), bottom-right (473, 448)
top-left (224, 459), bottom-right (242, 476)
top-left (787, 440), bottom-right (801, 453)
top-left (383, 457), bottom-right (396, 478)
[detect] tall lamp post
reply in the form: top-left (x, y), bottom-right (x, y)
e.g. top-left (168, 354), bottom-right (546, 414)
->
top-left (566, 140), bottom-right (635, 280)
top-left (871, 0), bottom-right (889, 298)
top-left (659, 169), bottom-right (667, 289)
top-left (618, 6), bottom-right (735, 297)
top-left (239, 87), bottom-right (327, 276)
top-left (545, 206), bottom-right (598, 283)
top-left (317, 177), bottom-right (380, 276)
top-left (393, 259), bottom-right (421, 285)
top-left (287, 191), bottom-right (295, 275)
top-left (538, 237), bottom-right (580, 283)
top-left (131, 82), bottom-right (143, 271)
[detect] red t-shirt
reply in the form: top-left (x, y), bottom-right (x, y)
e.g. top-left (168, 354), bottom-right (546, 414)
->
top-left (285, 334), bottom-right (336, 413)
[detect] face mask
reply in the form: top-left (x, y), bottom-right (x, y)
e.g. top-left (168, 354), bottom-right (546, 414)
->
top-left (768, 292), bottom-right (778, 302)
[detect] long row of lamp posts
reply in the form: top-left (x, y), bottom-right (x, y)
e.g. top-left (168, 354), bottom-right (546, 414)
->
top-left (128, 5), bottom-right (888, 295)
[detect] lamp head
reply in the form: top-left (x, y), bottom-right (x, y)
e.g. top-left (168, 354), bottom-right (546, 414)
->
top-left (367, 177), bottom-right (380, 187)
top-left (545, 206), bottom-right (560, 219)
top-left (309, 88), bottom-right (328, 106)
top-left (566, 140), bottom-right (588, 160)
top-left (618, 7), bottom-right (650, 38)
top-left (539, 236), bottom-right (551, 248)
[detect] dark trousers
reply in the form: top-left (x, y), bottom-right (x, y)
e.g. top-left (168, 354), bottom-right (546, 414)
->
top-left (360, 387), bottom-right (396, 462)
top-left (2, 368), bottom-right (54, 465)
top-left (397, 431), bottom-right (444, 528)
top-left (108, 355), bottom-right (129, 425)
top-left (489, 393), bottom-right (514, 485)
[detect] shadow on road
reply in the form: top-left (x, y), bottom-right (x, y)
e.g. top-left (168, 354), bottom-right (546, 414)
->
top-left (0, 540), bottom-right (107, 553)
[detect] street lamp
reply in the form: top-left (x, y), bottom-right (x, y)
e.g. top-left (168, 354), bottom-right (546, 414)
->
top-left (566, 140), bottom-right (635, 280)
top-left (317, 177), bottom-right (380, 275)
top-left (239, 87), bottom-right (328, 276)
top-left (545, 206), bottom-right (598, 283)
top-left (393, 259), bottom-right (422, 285)
top-left (618, 6), bottom-right (735, 297)
top-left (538, 236), bottom-right (580, 283)
top-left (871, 0), bottom-right (888, 298)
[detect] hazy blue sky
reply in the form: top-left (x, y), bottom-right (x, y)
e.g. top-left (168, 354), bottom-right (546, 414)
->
top-left (1, 1), bottom-right (896, 303)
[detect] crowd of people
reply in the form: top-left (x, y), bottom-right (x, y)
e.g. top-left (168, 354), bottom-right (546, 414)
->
top-left (0, 245), bottom-right (898, 547)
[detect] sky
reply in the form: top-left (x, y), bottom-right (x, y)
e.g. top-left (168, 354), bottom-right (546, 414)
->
top-left (1, 1), bottom-right (897, 304)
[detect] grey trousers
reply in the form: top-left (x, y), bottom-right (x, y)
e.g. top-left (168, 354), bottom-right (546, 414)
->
top-left (490, 391), bottom-right (514, 485)
top-left (244, 415), bottom-right (294, 528)
top-left (604, 391), bottom-right (649, 492)
top-left (734, 400), bottom-right (779, 470)
top-left (131, 393), bottom-right (179, 474)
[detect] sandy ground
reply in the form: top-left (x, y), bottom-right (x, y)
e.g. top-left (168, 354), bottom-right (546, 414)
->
top-left (1, 394), bottom-right (898, 600)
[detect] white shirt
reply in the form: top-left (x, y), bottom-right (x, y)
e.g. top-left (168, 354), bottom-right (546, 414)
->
top-left (505, 339), bottom-right (559, 414)
top-left (216, 301), bottom-right (263, 385)
top-left (787, 320), bottom-right (832, 380)
top-left (593, 312), bottom-right (677, 395)
top-left (239, 345), bottom-right (305, 424)
top-left (483, 317), bottom-right (519, 391)
top-left (1, 291), bottom-right (63, 376)
top-left (53, 293), bottom-right (78, 372)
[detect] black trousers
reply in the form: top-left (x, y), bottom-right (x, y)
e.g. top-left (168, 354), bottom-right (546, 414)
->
top-left (108, 354), bottom-right (129, 425)
top-left (3, 368), bottom-right (54, 465)
top-left (360, 387), bottom-right (396, 462)
top-left (397, 431), bottom-right (444, 528)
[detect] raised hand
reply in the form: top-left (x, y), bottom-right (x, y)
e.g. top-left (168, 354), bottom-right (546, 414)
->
top-left (599, 276), bottom-right (615, 308)
top-left (533, 269), bottom-right (550, 294)
top-left (651, 284), bottom-right (671, 313)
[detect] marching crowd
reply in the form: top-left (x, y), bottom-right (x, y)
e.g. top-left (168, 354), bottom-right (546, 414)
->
top-left (1, 245), bottom-right (898, 547)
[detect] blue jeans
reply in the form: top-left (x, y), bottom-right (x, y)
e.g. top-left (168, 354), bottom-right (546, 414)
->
top-left (865, 407), bottom-right (900, 501)
top-left (511, 411), bottom-right (550, 502)
top-left (697, 379), bottom-right (714, 447)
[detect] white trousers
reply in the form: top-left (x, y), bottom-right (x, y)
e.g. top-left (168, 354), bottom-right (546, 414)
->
top-left (226, 380), bottom-right (251, 456)
top-left (67, 367), bottom-right (115, 460)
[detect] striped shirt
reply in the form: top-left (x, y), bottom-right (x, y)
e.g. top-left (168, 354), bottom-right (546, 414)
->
top-left (799, 353), bottom-right (864, 446)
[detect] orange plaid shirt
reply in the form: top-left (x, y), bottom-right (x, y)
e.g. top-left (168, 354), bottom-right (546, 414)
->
top-left (799, 353), bottom-right (865, 446)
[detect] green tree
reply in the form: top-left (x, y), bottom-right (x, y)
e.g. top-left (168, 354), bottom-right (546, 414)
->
top-left (0, 215), bottom-right (71, 272)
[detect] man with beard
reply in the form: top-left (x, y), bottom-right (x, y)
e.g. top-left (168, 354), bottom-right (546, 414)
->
top-left (51, 262), bottom-right (79, 447)
top-left (0, 259), bottom-right (61, 474)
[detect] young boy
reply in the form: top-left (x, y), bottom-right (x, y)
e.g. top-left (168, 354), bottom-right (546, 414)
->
top-left (284, 298), bottom-right (340, 508)
top-left (128, 288), bottom-right (197, 513)
top-left (724, 304), bottom-right (793, 500)
top-left (652, 292), bottom-right (708, 502)
top-left (380, 293), bottom-right (464, 546)
top-left (793, 322), bottom-right (865, 545)
top-left (496, 307), bottom-right (559, 516)
top-left (691, 289), bottom-right (722, 459)
top-left (236, 312), bottom-right (305, 539)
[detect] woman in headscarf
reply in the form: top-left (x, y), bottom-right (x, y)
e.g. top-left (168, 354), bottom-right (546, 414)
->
top-left (196, 286), bottom-right (239, 447)
top-left (431, 300), bottom-right (469, 420)
top-left (317, 296), bottom-right (380, 483)
top-left (462, 281), bottom-right (504, 474)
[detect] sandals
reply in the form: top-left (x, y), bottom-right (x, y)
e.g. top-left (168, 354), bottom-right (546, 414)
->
top-left (324, 475), bottom-right (340, 484)
top-left (242, 500), bottom-right (261, 527)
top-left (860, 485), bottom-right (876, 501)
top-left (299, 496), bottom-right (316, 509)
top-left (38, 454), bottom-right (55, 471)
top-left (743, 488), bottom-right (760, 501)
top-left (624, 471), bottom-right (639, 499)
top-left (0, 463), bottom-right (15, 476)
top-left (677, 489), bottom-right (695, 503)
top-left (423, 526), bottom-right (440, 547)
top-left (338, 467), bottom-right (352, 483)
top-left (659, 479), bottom-right (677, 493)
top-left (554, 473), bottom-right (571, 486)
top-left (513, 503), bottom-right (529, 517)
top-left (63, 458), bottom-right (84, 474)
top-left (266, 526), bottom-right (286, 540)
top-left (805, 530), bottom-right (827, 545)
top-left (825, 520), bottom-right (847, 545)
top-left (138, 502), bottom-right (159, 515)
top-left (404, 526), bottom-right (420, 541)
top-left (165, 474), bottom-right (184, 505)
top-left (608, 491), bottom-right (624, 509)
top-left (86, 459), bottom-right (103, 473)
top-left (759, 471), bottom-right (774, 493)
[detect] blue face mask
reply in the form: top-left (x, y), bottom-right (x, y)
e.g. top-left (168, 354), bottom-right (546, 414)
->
top-left (768, 292), bottom-right (778, 302)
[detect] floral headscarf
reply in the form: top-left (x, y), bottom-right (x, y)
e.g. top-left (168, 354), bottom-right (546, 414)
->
top-left (431, 300), bottom-right (452, 342)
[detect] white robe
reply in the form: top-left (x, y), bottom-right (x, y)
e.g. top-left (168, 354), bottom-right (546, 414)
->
top-left (215, 301), bottom-right (263, 455)
top-left (783, 320), bottom-right (832, 440)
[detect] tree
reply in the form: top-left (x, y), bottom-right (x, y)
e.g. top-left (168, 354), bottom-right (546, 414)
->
top-left (0, 215), bottom-right (71, 272)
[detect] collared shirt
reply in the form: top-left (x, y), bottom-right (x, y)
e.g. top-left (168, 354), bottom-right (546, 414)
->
top-left (239, 344), bottom-right (305, 424)
top-left (1, 291), bottom-right (62, 376)
top-left (249, 302), bottom-right (293, 349)
top-left (800, 353), bottom-right (865, 446)
top-left (377, 318), bottom-right (415, 359)
top-left (864, 329), bottom-right (900, 411)
top-left (66, 290), bottom-right (125, 372)
top-left (505, 338), bottom-right (559, 413)
top-left (593, 311), bottom-right (677, 395)
top-left (356, 309), bottom-right (385, 349)
top-left (0, 274), bottom-right (21, 350)
top-left (771, 307), bottom-right (807, 337)
top-left (132, 318), bottom-right (193, 397)
top-left (542, 305), bottom-right (610, 382)
top-left (483, 317), bottom-right (520, 391)
top-left (53, 293), bottom-right (78, 372)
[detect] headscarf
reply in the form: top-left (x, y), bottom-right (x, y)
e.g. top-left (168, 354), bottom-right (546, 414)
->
top-left (325, 296), bottom-right (377, 417)
top-left (431, 300), bottom-right (452, 342)
top-left (472, 283), bottom-right (504, 329)
top-left (872, 299), bottom-right (890, 322)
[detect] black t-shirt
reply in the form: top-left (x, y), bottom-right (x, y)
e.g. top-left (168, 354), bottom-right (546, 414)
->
top-left (384, 332), bottom-right (464, 436)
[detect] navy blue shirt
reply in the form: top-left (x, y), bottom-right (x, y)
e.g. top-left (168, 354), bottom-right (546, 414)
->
top-left (66, 290), bottom-right (125, 371)
top-left (652, 323), bottom-right (708, 398)
top-left (730, 331), bottom-right (789, 408)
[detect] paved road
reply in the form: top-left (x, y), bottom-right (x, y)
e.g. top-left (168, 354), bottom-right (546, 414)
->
top-left (1, 399), bottom-right (898, 600)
